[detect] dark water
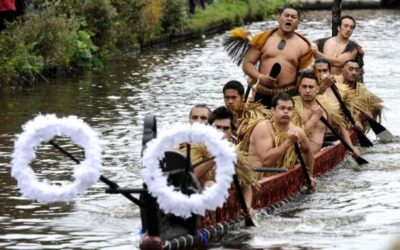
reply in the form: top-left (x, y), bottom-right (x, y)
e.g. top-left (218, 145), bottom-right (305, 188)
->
top-left (1, 9), bottom-right (400, 250)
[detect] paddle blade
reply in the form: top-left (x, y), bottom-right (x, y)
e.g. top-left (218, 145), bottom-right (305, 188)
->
top-left (376, 130), bottom-right (394, 142)
top-left (354, 155), bottom-right (369, 165)
top-left (356, 129), bottom-right (373, 147)
top-left (245, 216), bottom-right (256, 227)
top-left (367, 117), bottom-right (394, 142)
top-left (232, 175), bottom-right (256, 227)
top-left (270, 63), bottom-right (281, 78)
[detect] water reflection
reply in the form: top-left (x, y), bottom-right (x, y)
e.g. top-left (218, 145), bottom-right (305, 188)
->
top-left (0, 9), bottom-right (399, 250)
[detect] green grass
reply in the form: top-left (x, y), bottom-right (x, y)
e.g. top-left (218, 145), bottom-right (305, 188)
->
top-left (185, 0), bottom-right (286, 33)
top-left (0, 0), bottom-right (287, 85)
top-left (186, 0), bottom-right (250, 32)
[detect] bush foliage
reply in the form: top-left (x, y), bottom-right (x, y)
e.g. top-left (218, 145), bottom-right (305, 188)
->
top-left (0, 0), bottom-right (286, 85)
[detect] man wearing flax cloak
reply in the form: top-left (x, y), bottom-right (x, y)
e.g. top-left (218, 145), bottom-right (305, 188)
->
top-left (241, 93), bottom-right (315, 189)
top-left (292, 71), bottom-right (361, 156)
top-left (224, 7), bottom-right (313, 108)
top-left (335, 60), bottom-right (383, 131)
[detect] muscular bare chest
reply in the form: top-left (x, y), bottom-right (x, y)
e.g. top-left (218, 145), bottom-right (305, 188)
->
top-left (303, 108), bottom-right (327, 130)
top-left (260, 35), bottom-right (301, 67)
top-left (323, 38), bottom-right (346, 57)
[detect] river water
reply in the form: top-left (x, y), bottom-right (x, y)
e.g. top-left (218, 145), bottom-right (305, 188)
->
top-left (1, 9), bottom-right (400, 250)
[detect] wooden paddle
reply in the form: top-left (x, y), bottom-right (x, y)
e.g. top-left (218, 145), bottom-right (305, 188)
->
top-left (48, 140), bottom-right (144, 206)
top-left (232, 174), bottom-right (256, 227)
top-left (293, 143), bottom-right (313, 191)
top-left (330, 84), bottom-right (373, 147)
top-left (320, 116), bottom-right (369, 165)
top-left (254, 167), bottom-right (288, 173)
top-left (366, 117), bottom-right (394, 142)
top-left (244, 63), bottom-right (281, 103)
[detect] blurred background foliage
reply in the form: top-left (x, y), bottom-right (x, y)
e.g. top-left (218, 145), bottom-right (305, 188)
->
top-left (0, 0), bottom-right (286, 86)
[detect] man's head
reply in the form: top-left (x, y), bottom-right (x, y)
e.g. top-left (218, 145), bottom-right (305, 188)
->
top-left (271, 93), bottom-right (295, 125)
top-left (209, 106), bottom-right (235, 140)
top-left (314, 58), bottom-right (331, 78)
top-left (223, 80), bottom-right (244, 112)
top-left (298, 71), bottom-right (319, 103)
top-left (189, 104), bottom-right (211, 125)
top-left (278, 7), bottom-right (300, 33)
top-left (338, 15), bottom-right (356, 39)
top-left (342, 60), bottom-right (360, 85)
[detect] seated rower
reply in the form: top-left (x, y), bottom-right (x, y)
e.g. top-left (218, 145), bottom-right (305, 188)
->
top-left (180, 104), bottom-right (214, 187)
top-left (209, 106), bottom-right (257, 215)
top-left (183, 105), bottom-right (258, 189)
top-left (222, 80), bottom-right (271, 145)
top-left (247, 93), bottom-right (316, 189)
top-left (314, 58), bottom-right (336, 95)
top-left (314, 58), bottom-right (366, 134)
top-left (223, 80), bottom-right (246, 130)
top-left (293, 71), bottom-right (361, 156)
top-left (189, 104), bottom-right (211, 125)
top-left (336, 60), bottom-right (383, 131)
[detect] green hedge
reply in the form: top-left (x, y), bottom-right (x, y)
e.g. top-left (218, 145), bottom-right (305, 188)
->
top-left (0, 0), bottom-right (286, 86)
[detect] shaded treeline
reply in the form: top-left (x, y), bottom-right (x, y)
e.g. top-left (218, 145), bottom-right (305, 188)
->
top-left (0, 0), bottom-right (286, 86)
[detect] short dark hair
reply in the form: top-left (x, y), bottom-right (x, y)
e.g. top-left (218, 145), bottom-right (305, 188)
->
top-left (271, 93), bottom-right (295, 108)
top-left (279, 6), bottom-right (301, 20)
top-left (189, 104), bottom-right (211, 117)
top-left (314, 58), bottom-right (331, 71)
top-left (339, 15), bottom-right (356, 28)
top-left (343, 59), bottom-right (360, 67)
top-left (299, 70), bottom-right (318, 82)
top-left (209, 106), bottom-right (235, 130)
top-left (223, 80), bottom-right (245, 96)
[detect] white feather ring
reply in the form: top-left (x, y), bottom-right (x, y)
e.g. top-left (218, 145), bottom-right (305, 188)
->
top-left (11, 114), bottom-right (102, 203)
top-left (141, 123), bottom-right (236, 218)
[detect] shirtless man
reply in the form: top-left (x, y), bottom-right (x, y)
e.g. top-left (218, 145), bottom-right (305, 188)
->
top-left (339, 60), bottom-right (382, 126)
top-left (314, 59), bottom-right (365, 134)
top-left (209, 106), bottom-right (255, 215)
top-left (296, 72), bottom-right (328, 154)
top-left (295, 71), bottom-right (361, 156)
top-left (242, 7), bottom-right (313, 108)
top-left (313, 15), bottom-right (364, 76)
top-left (248, 93), bottom-right (316, 188)
top-left (314, 58), bottom-right (336, 95)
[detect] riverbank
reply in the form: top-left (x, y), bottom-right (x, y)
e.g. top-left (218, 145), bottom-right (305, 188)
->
top-left (1, 9), bottom-right (399, 249)
top-left (288, 0), bottom-right (383, 10)
top-left (0, 0), bottom-right (285, 87)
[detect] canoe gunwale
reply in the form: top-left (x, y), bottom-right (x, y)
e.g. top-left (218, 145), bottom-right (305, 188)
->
top-left (199, 133), bottom-right (352, 228)
top-left (141, 131), bottom-right (357, 250)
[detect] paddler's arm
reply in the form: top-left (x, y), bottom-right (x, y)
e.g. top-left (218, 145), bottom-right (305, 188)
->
top-left (252, 121), bottom-right (292, 167)
top-left (304, 105), bottom-right (324, 136)
top-left (242, 47), bottom-right (275, 87)
top-left (313, 47), bottom-right (358, 68)
top-left (193, 160), bottom-right (215, 179)
top-left (339, 125), bottom-right (361, 156)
